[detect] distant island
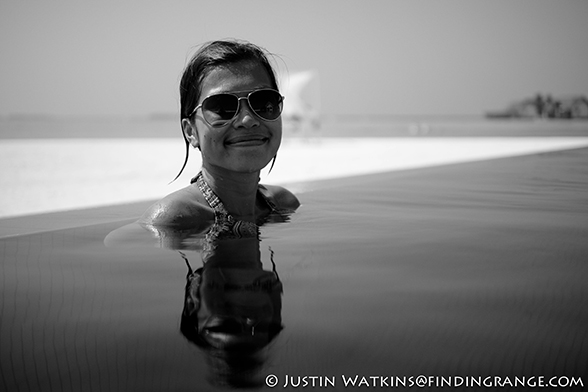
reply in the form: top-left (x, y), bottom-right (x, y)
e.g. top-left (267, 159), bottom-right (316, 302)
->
top-left (486, 94), bottom-right (588, 119)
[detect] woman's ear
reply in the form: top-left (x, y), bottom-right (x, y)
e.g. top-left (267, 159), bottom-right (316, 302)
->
top-left (182, 118), bottom-right (200, 149)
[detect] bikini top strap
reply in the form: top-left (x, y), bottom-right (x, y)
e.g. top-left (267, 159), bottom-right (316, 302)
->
top-left (194, 172), bottom-right (261, 239)
top-left (194, 172), bottom-right (230, 218)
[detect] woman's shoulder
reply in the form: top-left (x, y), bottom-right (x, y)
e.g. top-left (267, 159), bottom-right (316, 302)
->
top-left (139, 185), bottom-right (214, 229)
top-left (260, 184), bottom-right (301, 212)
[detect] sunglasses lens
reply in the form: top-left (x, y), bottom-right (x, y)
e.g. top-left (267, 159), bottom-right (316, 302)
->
top-left (202, 94), bottom-right (239, 126)
top-left (249, 90), bottom-right (283, 120)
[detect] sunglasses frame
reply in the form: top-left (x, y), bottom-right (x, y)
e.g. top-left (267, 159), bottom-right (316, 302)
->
top-left (189, 88), bottom-right (284, 128)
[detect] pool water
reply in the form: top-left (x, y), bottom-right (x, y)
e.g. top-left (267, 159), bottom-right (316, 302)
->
top-left (2, 148), bottom-right (588, 391)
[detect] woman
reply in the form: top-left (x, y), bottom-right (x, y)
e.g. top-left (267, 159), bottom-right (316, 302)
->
top-left (141, 40), bottom-right (299, 233)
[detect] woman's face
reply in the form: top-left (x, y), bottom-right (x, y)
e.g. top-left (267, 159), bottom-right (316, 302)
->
top-left (185, 60), bottom-right (282, 174)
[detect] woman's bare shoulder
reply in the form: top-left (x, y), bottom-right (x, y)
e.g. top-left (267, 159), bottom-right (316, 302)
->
top-left (261, 184), bottom-right (301, 211)
top-left (139, 185), bottom-right (214, 229)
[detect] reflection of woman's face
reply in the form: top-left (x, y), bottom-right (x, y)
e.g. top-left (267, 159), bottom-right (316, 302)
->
top-left (198, 267), bottom-right (280, 347)
top-left (195, 60), bottom-right (282, 174)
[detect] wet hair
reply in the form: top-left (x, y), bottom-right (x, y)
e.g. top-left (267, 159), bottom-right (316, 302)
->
top-left (172, 39), bottom-right (280, 182)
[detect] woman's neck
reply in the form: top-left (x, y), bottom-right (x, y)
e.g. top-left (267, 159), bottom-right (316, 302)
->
top-left (200, 166), bottom-right (261, 222)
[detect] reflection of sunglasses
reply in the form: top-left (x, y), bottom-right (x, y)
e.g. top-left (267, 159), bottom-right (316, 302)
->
top-left (190, 89), bottom-right (284, 128)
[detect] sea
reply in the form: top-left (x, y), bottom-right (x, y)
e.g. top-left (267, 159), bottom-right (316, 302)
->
top-left (2, 114), bottom-right (588, 139)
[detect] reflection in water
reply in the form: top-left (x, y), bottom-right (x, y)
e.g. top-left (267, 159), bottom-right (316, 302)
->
top-left (110, 219), bottom-right (286, 389)
top-left (179, 236), bottom-right (283, 388)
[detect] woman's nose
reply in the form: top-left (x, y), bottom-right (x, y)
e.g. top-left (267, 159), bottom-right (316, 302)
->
top-left (233, 99), bottom-right (259, 128)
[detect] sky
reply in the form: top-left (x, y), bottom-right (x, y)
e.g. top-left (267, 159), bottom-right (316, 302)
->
top-left (1, 0), bottom-right (587, 117)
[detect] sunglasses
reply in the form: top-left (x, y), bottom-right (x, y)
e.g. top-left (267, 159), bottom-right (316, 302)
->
top-left (190, 88), bottom-right (284, 127)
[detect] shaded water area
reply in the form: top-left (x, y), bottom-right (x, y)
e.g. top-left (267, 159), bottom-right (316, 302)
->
top-left (2, 148), bottom-right (588, 391)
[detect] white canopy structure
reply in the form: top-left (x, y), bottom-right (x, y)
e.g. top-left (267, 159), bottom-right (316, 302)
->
top-left (278, 70), bottom-right (321, 136)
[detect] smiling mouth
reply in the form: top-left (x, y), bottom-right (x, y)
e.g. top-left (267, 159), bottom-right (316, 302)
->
top-left (225, 136), bottom-right (269, 147)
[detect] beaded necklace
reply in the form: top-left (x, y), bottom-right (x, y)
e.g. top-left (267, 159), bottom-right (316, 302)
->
top-left (194, 171), bottom-right (260, 239)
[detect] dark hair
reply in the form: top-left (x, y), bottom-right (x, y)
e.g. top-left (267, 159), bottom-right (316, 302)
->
top-left (172, 40), bottom-right (280, 182)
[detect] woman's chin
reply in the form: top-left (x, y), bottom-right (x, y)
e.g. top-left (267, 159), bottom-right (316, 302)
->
top-left (225, 149), bottom-right (278, 172)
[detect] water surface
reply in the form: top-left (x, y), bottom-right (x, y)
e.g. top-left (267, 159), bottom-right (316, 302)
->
top-left (2, 148), bottom-right (588, 391)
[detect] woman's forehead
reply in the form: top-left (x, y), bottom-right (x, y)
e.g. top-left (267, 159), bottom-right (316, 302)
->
top-left (200, 61), bottom-right (273, 97)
